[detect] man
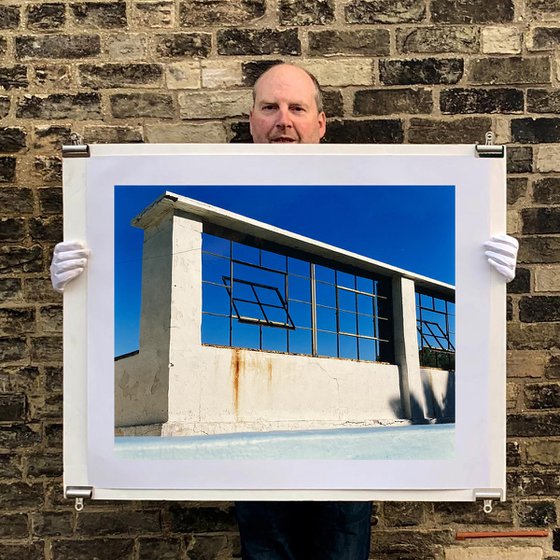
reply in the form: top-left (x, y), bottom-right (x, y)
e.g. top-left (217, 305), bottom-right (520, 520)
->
top-left (51, 62), bottom-right (519, 559)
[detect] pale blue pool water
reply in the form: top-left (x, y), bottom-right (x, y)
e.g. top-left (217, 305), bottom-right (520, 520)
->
top-left (115, 423), bottom-right (455, 460)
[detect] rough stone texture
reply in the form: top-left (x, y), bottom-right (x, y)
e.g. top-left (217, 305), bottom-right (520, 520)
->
top-left (154, 33), bottom-right (211, 58)
top-left (309, 30), bottom-right (390, 56)
top-left (17, 93), bottom-right (101, 120)
top-left (325, 119), bottom-right (404, 143)
top-left (398, 26), bottom-right (479, 53)
top-left (279, 0), bottom-right (334, 25)
top-left (178, 91), bottom-right (252, 119)
top-left (31, 65), bottom-right (72, 89)
top-left (519, 296), bottom-right (560, 322)
top-left (525, 382), bottom-right (560, 409)
top-left (133, 2), bottom-right (175, 28)
top-left (440, 88), bottom-right (523, 114)
top-left (104, 34), bottom-right (148, 60)
top-left (528, 88), bottom-right (560, 112)
top-left (354, 88), bottom-right (433, 115)
top-left (145, 122), bottom-right (227, 143)
top-left (70, 2), bottom-right (127, 28)
top-left (202, 60), bottom-right (240, 88)
top-left (534, 266), bottom-right (560, 292)
top-left (507, 146), bottom-right (533, 173)
top-left (512, 118), bottom-right (560, 144)
top-left (469, 57), bottom-right (551, 85)
top-left (482, 26), bottom-right (522, 54)
top-left (110, 93), bottom-right (174, 119)
top-left (408, 117), bottom-right (492, 143)
top-left (529, 27), bottom-right (560, 51)
top-left (165, 61), bottom-right (201, 89)
top-left (78, 63), bottom-right (164, 88)
top-left (526, 440), bottom-right (560, 465)
top-left (0, 97), bottom-right (9, 119)
top-left (26, 3), bottom-right (66, 31)
top-left (445, 547), bottom-right (543, 560)
top-left (217, 29), bottom-right (301, 56)
top-left (16, 35), bottom-right (101, 60)
top-left (0, 6), bottom-right (20, 29)
top-left (380, 58), bottom-right (463, 85)
top-left (180, 0), bottom-right (265, 26)
top-left (431, 0), bottom-right (514, 23)
top-left (345, 0), bottom-right (425, 23)
top-left (82, 126), bottom-right (144, 144)
top-left (0, 66), bottom-right (29, 90)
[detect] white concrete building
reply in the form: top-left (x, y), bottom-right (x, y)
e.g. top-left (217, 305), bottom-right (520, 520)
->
top-left (115, 193), bottom-right (455, 437)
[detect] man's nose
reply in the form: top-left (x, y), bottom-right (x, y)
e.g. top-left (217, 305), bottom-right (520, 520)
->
top-left (275, 107), bottom-right (292, 128)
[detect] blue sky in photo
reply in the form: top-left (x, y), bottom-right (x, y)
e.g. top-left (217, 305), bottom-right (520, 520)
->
top-left (114, 185), bottom-right (455, 356)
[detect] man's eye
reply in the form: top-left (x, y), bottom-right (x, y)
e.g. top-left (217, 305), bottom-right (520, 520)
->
top-left (291, 106), bottom-right (304, 112)
top-left (262, 105), bottom-right (275, 111)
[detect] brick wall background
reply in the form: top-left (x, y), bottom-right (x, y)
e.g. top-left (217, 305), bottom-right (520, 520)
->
top-left (0, 0), bottom-right (559, 558)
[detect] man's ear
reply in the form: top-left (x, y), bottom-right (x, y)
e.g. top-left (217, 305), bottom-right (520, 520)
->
top-left (318, 111), bottom-right (326, 139)
top-left (249, 109), bottom-right (254, 136)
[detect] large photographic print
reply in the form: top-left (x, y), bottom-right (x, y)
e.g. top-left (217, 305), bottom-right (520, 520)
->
top-left (114, 185), bottom-right (456, 461)
top-left (63, 144), bottom-right (506, 498)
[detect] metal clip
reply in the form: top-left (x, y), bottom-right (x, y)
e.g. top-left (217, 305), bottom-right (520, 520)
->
top-left (485, 131), bottom-right (495, 146)
top-left (62, 132), bottom-right (90, 158)
top-left (75, 497), bottom-right (84, 512)
top-left (65, 486), bottom-right (93, 511)
top-left (483, 499), bottom-right (493, 514)
top-left (475, 131), bottom-right (504, 158)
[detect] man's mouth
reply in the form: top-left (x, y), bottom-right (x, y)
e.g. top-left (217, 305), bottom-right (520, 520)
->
top-left (270, 136), bottom-right (298, 143)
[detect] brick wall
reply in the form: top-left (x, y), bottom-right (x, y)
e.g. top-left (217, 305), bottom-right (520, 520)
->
top-left (0, 0), bottom-right (559, 558)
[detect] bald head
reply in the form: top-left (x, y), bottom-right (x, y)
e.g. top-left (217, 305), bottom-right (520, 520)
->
top-left (249, 63), bottom-right (326, 144)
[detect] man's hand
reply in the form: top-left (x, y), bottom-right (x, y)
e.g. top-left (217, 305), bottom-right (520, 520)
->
top-left (484, 234), bottom-right (519, 283)
top-left (50, 241), bottom-right (89, 293)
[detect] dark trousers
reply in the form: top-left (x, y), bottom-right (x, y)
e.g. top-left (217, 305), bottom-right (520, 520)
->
top-left (235, 501), bottom-right (372, 560)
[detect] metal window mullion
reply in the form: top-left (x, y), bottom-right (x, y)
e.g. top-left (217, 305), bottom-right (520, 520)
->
top-left (335, 271), bottom-right (340, 358)
top-left (229, 240), bottom-right (233, 346)
top-left (311, 263), bottom-right (317, 356)
top-left (354, 276), bottom-right (359, 360)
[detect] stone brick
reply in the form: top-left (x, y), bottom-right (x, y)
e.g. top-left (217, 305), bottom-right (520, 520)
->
top-left (0, 6), bottom-right (20, 29)
top-left (507, 146), bottom-right (533, 173)
top-left (0, 424), bottom-right (41, 448)
top-left (279, 0), bottom-right (334, 25)
top-left (180, 0), bottom-right (265, 26)
top-left (79, 63), bottom-right (163, 89)
top-left (522, 208), bottom-right (560, 234)
top-left (23, 278), bottom-right (61, 304)
top-left (154, 33), bottom-right (212, 58)
top-left (0, 97), bottom-right (9, 119)
top-left (528, 0), bottom-right (560, 13)
top-left (32, 65), bottom-right (72, 89)
top-left (529, 27), bottom-right (560, 51)
top-left (30, 336), bottom-right (62, 362)
top-left (526, 439), bottom-right (560, 465)
top-left (0, 544), bottom-right (44, 560)
top-left (520, 296), bottom-right (560, 323)
top-left (507, 295), bottom-right (513, 321)
top-left (187, 534), bottom-right (236, 559)
top-left (165, 61), bottom-right (201, 89)
top-left (133, 2), bottom-right (175, 28)
top-left (508, 472), bottom-right (560, 497)
top-left (536, 145), bottom-right (560, 172)
top-left (534, 266), bottom-right (560, 292)
top-left (0, 157), bottom-right (16, 182)
top-left (309, 29), bottom-right (389, 56)
top-left (29, 393), bottom-right (61, 424)
top-left (17, 93), bottom-right (101, 120)
top-left (507, 177), bottom-right (527, 205)
top-left (384, 502), bottom-right (424, 526)
top-left (345, 0), bottom-right (425, 23)
top-left (528, 89), bottom-right (560, 113)
top-left (138, 538), bottom-right (182, 560)
top-left (0, 366), bottom-right (40, 393)
top-left (44, 423), bottom-right (61, 449)
top-left (26, 3), bottom-right (66, 31)
top-left (0, 127), bottom-right (26, 154)
top-left (431, 0), bottom-right (513, 23)
top-left (0, 309), bottom-right (35, 335)
top-left (45, 366), bottom-right (62, 392)
top-left (241, 60), bottom-right (283, 86)
top-left (16, 34), bottom-right (101, 59)
top-left (519, 500), bottom-right (557, 526)
top-left (0, 218), bottom-right (25, 242)
top-left (0, 482), bottom-right (43, 508)
top-left (178, 91), bottom-right (252, 119)
top-left (110, 93), bottom-right (174, 119)
top-left (0, 38), bottom-right (6, 58)
top-left (31, 511), bottom-right (72, 536)
top-left (83, 126), bottom-right (143, 144)
top-left (170, 504), bottom-right (236, 532)
top-left (508, 350), bottom-right (550, 379)
top-left (0, 66), bottom-right (29, 90)
top-left (435, 501), bottom-right (514, 525)
top-left (525, 383), bottom-right (560, 410)
top-left (380, 58), bottom-right (463, 85)
top-left (469, 57), bottom-right (551, 85)
top-left (482, 26), bottom-right (522, 54)
top-left (0, 245), bottom-right (42, 273)
top-left (302, 59), bottom-right (373, 86)
top-left (354, 88), bottom-right (432, 115)
top-left (202, 60), bottom-right (240, 88)
top-left (507, 440), bottom-right (521, 467)
top-left (323, 90), bottom-right (343, 117)
top-left (217, 29), bottom-right (300, 56)
top-left (508, 322), bottom-right (560, 349)
top-left (513, 118), bottom-right (560, 144)
top-left (26, 453), bottom-right (62, 478)
top-left (70, 2), bottom-right (127, 28)
top-left (445, 547), bottom-right (543, 560)
top-left (508, 412), bottom-right (560, 436)
top-left (325, 119), bottom-right (404, 143)
top-left (104, 34), bottom-right (148, 59)
top-left (408, 117), bottom-right (492, 143)
top-left (0, 514), bottom-right (28, 538)
top-left (33, 125), bottom-right (73, 152)
top-left (0, 393), bottom-right (26, 422)
top-left (442, 87), bottom-right (523, 114)
top-left (145, 122), bottom-right (227, 143)
top-left (555, 528), bottom-right (560, 552)
top-left (0, 278), bottom-right (22, 303)
top-left (546, 356), bottom-right (560, 379)
top-left (77, 511), bottom-right (162, 535)
top-left (0, 453), bottom-right (22, 478)
top-left (38, 305), bottom-right (62, 333)
top-left (33, 156), bottom-right (61, 184)
top-left (52, 539), bottom-right (134, 560)
top-left (398, 26), bottom-right (479, 54)
top-left (372, 529), bottom-right (453, 557)
top-left (507, 267), bottom-right (530, 294)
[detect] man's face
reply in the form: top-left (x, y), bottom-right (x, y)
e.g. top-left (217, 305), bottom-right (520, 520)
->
top-left (249, 65), bottom-right (326, 145)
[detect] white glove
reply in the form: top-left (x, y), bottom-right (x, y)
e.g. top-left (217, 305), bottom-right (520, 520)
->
top-left (50, 241), bottom-right (89, 293)
top-left (484, 234), bottom-right (518, 283)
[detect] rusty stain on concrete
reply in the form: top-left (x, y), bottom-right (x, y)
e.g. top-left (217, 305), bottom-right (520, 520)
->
top-left (232, 348), bottom-right (242, 416)
top-left (268, 361), bottom-right (273, 385)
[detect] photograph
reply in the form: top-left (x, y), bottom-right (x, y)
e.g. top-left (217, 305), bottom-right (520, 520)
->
top-left (113, 184), bottom-right (456, 461)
